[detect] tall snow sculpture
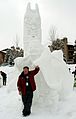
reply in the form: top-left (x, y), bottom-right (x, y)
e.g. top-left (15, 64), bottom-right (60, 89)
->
top-left (14, 2), bottom-right (73, 111)
top-left (23, 3), bottom-right (43, 60)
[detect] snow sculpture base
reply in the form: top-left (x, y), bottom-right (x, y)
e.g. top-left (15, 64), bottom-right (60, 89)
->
top-left (15, 48), bottom-right (73, 110)
top-left (34, 48), bottom-right (73, 100)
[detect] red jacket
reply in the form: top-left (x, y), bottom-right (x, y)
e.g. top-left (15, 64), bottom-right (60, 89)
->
top-left (17, 67), bottom-right (40, 95)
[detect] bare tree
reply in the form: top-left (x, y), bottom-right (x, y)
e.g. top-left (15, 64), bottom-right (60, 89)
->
top-left (15, 34), bottom-right (19, 48)
top-left (49, 25), bottom-right (57, 42)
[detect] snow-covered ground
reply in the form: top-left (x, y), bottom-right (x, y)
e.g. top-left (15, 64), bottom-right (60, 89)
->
top-left (0, 51), bottom-right (76, 119)
top-left (0, 67), bottom-right (76, 119)
top-left (0, 81), bottom-right (76, 119)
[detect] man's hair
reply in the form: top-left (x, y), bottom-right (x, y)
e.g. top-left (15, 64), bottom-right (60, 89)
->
top-left (23, 66), bottom-right (29, 70)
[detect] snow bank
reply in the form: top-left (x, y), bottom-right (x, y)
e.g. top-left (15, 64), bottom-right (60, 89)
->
top-left (0, 66), bottom-right (75, 119)
top-left (0, 66), bottom-right (19, 92)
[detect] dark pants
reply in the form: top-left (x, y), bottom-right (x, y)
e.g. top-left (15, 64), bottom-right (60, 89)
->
top-left (3, 78), bottom-right (6, 85)
top-left (22, 91), bottom-right (33, 116)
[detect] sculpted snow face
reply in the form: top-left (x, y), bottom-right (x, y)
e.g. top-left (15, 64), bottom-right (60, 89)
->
top-left (23, 3), bottom-right (43, 60)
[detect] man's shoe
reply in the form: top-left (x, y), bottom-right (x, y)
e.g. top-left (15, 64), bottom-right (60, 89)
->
top-left (22, 111), bottom-right (31, 117)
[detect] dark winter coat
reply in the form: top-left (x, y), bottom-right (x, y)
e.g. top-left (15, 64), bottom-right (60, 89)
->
top-left (1, 71), bottom-right (7, 79)
top-left (17, 67), bottom-right (40, 96)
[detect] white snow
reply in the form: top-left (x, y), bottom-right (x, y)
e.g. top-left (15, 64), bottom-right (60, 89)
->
top-left (23, 3), bottom-right (43, 60)
top-left (0, 49), bottom-right (76, 119)
top-left (34, 48), bottom-right (73, 101)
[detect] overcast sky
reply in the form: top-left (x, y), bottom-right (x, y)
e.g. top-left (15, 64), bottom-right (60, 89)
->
top-left (0, 0), bottom-right (76, 50)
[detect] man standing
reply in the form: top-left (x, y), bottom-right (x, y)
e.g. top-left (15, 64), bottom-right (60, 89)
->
top-left (0, 72), bottom-right (3, 87)
top-left (0, 71), bottom-right (7, 86)
top-left (72, 66), bottom-right (76, 87)
top-left (72, 66), bottom-right (76, 78)
top-left (17, 66), bottom-right (40, 117)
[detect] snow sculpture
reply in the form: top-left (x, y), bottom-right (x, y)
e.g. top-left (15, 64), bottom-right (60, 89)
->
top-left (15, 47), bottom-right (73, 110)
top-left (14, 2), bottom-right (73, 110)
top-left (23, 2), bottom-right (43, 60)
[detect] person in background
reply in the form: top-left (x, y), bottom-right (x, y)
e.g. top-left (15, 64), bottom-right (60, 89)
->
top-left (69, 68), bottom-right (71, 73)
top-left (0, 71), bottom-right (7, 86)
top-left (17, 65), bottom-right (40, 117)
top-left (72, 66), bottom-right (76, 78)
top-left (0, 72), bottom-right (3, 87)
top-left (72, 66), bottom-right (76, 87)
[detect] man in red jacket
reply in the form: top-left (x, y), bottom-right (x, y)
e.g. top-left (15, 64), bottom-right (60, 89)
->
top-left (17, 66), bottom-right (40, 116)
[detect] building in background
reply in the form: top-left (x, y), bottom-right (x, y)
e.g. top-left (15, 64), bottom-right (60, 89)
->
top-left (0, 46), bottom-right (24, 66)
top-left (49, 37), bottom-right (76, 64)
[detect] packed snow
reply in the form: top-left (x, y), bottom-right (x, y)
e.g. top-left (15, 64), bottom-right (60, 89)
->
top-left (23, 2), bottom-right (43, 60)
top-left (0, 49), bottom-right (76, 119)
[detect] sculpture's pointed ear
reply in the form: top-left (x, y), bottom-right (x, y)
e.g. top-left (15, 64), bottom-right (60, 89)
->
top-left (35, 3), bottom-right (39, 14)
top-left (27, 2), bottom-right (31, 11)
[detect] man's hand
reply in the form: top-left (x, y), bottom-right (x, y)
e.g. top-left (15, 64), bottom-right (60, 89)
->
top-left (35, 66), bottom-right (40, 69)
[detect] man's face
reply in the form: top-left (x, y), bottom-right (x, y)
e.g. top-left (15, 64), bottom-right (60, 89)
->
top-left (23, 68), bottom-right (29, 75)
